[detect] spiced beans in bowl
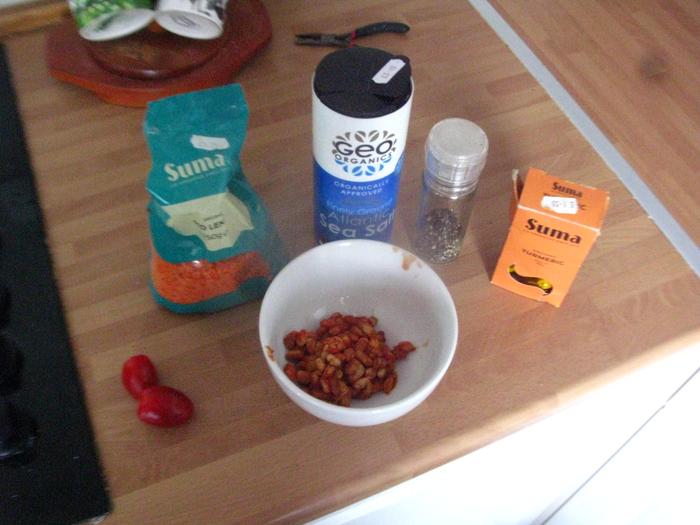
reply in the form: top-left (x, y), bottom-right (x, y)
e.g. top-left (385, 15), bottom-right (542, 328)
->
top-left (259, 240), bottom-right (458, 426)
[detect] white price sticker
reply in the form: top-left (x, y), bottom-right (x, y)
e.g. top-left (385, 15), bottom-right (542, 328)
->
top-left (372, 58), bottom-right (406, 84)
top-left (190, 135), bottom-right (230, 151)
top-left (541, 196), bottom-right (578, 215)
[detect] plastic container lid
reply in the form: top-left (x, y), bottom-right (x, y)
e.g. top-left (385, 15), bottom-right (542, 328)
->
top-left (313, 47), bottom-right (412, 118)
top-left (155, 11), bottom-right (223, 40)
top-left (79, 9), bottom-right (155, 42)
top-left (425, 118), bottom-right (488, 192)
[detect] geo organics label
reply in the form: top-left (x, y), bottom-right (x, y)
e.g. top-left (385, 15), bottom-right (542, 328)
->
top-left (312, 90), bottom-right (412, 243)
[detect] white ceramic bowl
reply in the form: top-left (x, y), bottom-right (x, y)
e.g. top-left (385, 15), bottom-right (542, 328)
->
top-left (259, 239), bottom-right (458, 426)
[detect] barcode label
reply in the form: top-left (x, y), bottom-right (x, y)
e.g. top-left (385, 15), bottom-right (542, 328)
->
top-left (541, 196), bottom-right (578, 214)
top-left (372, 59), bottom-right (406, 84)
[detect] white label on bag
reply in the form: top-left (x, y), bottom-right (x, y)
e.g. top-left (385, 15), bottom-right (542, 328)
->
top-left (541, 196), bottom-right (578, 214)
top-left (372, 59), bottom-right (406, 84)
top-left (190, 135), bottom-right (230, 151)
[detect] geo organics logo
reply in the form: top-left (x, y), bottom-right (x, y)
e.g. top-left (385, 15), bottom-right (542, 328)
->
top-left (332, 130), bottom-right (397, 177)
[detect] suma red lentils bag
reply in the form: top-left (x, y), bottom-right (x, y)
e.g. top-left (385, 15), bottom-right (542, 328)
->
top-left (144, 84), bottom-right (286, 313)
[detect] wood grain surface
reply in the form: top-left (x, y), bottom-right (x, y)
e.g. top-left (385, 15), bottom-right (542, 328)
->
top-left (0, 0), bottom-right (67, 38)
top-left (492, 0), bottom-right (700, 246)
top-left (3, 1), bottom-right (700, 523)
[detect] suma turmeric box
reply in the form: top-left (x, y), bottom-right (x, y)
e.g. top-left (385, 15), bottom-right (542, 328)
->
top-left (491, 168), bottom-right (609, 307)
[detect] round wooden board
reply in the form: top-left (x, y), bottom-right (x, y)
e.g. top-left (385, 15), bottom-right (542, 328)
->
top-left (85, 22), bottom-right (227, 81)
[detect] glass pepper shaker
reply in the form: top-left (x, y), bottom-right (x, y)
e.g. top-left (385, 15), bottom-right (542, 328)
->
top-left (413, 118), bottom-right (488, 263)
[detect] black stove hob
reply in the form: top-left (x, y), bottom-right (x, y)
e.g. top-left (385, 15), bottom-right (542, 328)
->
top-left (0, 46), bottom-right (111, 524)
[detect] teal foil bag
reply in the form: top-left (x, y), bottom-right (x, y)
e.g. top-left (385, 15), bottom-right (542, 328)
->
top-left (145, 84), bottom-right (286, 313)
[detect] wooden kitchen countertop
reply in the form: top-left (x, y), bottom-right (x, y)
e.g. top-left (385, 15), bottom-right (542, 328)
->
top-left (4, 1), bottom-right (700, 523)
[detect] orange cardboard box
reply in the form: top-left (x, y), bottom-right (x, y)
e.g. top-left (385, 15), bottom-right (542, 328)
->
top-left (491, 168), bottom-right (610, 307)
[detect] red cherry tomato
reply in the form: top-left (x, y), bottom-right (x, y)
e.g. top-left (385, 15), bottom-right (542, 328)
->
top-left (137, 386), bottom-right (194, 427)
top-left (122, 355), bottom-right (159, 400)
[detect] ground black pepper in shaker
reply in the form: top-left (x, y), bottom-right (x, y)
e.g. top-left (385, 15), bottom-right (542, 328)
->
top-left (414, 118), bottom-right (488, 263)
